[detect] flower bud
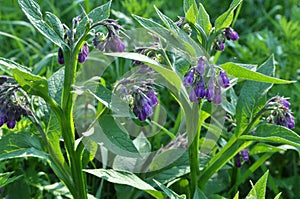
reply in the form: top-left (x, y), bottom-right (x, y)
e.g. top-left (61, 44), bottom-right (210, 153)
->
top-left (183, 70), bottom-right (194, 87)
top-left (225, 27), bottom-right (239, 41)
top-left (219, 70), bottom-right (230, 88)
top-left (189, 88), bottom-right (198, 102)
top-left (235, 154), bottom-right (242, 168)
top-left (105, 35), bottom-right (125, 52)
top-left (58, 48), bottom-right (64, 64)
top-left (195, 77), bottom-right (205, 99)
top-left (195, 57), bottom-right (205, 75)
top-left (147, 90), bottom-right (158, 107)
top-left (78, 43), bottom-right (89, 63)
top-left (212, 86), bottom-right (222, 104)
top-left (206, 78), bottom-right (215, 101)
top-left (241, 149), bottom-right (249, 161)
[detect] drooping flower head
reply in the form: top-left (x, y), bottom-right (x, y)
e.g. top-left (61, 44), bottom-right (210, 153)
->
top-left (93, 19), bottom-right (126, 52)
top-left (0, 76), bottom-right (29, 129)
top-left (265, 96), bottom-right (295, 129)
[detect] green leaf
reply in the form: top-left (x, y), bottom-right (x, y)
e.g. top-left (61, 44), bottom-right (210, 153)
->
top-left (183, 0), bottom-right (197, 14)
top-left (220, 62), bottom-right (295, 84)
top-left (233, 192), bottom-right (239, 199)
top-left (0, 172), bottom-right (22, 188)
top-left (76, 1), bottom-right (111, 38)
top-left (240, 124), bottom-right (300, 148)
top-left (214, 0), bottom-right (243, 32)
top-left (84, 169), bottom-right (164, 199)
top-left (235, 56), bottom-right (275, 136)
top-left (185, 4), bottom-right (198, 24)
top-left (0, 57), bottom-right (49, 96)
top-left (0, 132), bottom-right (49, 161)
top-left (48, 67), bottom-right (64, 104)
top-left (193, 188), bottom-right (208, 199)
top-left (133, 14), bottom-right (204, 58)
top-left (245, 170), bottom-right (269, 199)
top-left (45, 11), bottom-right (64, 40)
top-left (197, 3), bottom-right (212, 35)
top-left (274, 192), bottom-right (282, 199)
top-left (18, 0), bottom-right (66, 48)
top-left (154, 179), bottom-right (186, 199)
top-left (92, 115), bottom-right (138, 155)
top-left (105, 52), bottom-right (181, 91)
top-left (12, 67), bottom-right (48, 96)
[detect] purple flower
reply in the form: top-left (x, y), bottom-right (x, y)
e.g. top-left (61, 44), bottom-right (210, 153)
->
top-left (106, 35), bottom-right (125, 52)
top-left (78, 43), bottom-right (89, 63)
top-left (206, 78), bottom-right (215, 101)
top-left (183, 70), bottom-right (194, 87)
top-left (281, 98), bottom-right (290, 108)
top-left (147, 90), bottom-right (158, 106)
top-left (132, 89), bottom-right (158, 121)
top-left (0, 115), bottom-right (6, 127)
top-left (58, 48), bottom-right (64, 64)
top-left (6, 120), bottom-right (16, 129)
top-left (285, 112), bottom-right (295, 129)
top-left (225, 27), bottom-right (239, 41)
top-left (189, 88), bottom-right (198, 102)
top-left (241, 149), bottom-right (249, 161)
top-left (212, 86), bottom-right (222, 104)
top-left (195, 78), bottom-right (205, 99)
top-left (235, 153), bottom-right (242, 168)
top-left (215, 41), bottom-right (225, 51)
top-left (195, 57), bottom-right (205, 75)
top-left (219, 70), bottom-right (230, 88)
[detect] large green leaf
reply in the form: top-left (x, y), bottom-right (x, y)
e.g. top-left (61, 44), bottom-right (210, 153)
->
top-left (84, 169), bottom-right (164, 199)
top-left (75, 1), bottom-right (111, 38)
top-left (90, 115), bottom-right (138, 155)
top-left (48, 67), bottom-right (64, 104)
top-left (245, 171), bottom-right (269, 199)
top-left (133, 14), bottom-right (204, 59)
top-left (0, 57), bottom-right (48, 96)
top-left (240, 124), bottom-right (300, 148)
top-left (220, 62), bottom-right (294, 84)
top-left (105, 52), bottom-right (181, 91)
top-left (197, 3), bottom-right (212, 35)
top-left (18, 0), bottom-right (66, 48)
top-left (235, 56), bottom-right (275, 136)
top-left (214, 0), bottom-right (243, 32)
top-left (0, 132), bottom-right (48, 161)
top-left (183, 0), bottom-right (197, 14)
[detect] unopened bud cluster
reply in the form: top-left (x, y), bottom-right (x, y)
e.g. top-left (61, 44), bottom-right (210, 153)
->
top-left (57, 17), bottom-right (126, 65)
top-left (0, 76), bottom-right (29, 129)
top-left (265, 96), bottom-right (295, 129)
top-left (183, 56), bottom-right (230, 104)
top-left (93, 19), bottom-right (125, 52)
top-left (214, 27), bottom-right (239, 51)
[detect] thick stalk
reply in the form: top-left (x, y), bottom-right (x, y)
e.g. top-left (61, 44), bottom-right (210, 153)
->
top-left (61, 47), bottom-right (87, 199)
top-left (187, 102), bottom-right (201, 198)
top-left (199, 107), bottom-right (267, 189)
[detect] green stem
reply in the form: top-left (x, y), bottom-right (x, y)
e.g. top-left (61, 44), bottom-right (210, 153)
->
top-left (60, 41), bottom-right (88, 198)
top-left (187, 102), bottom-right (201, 198)
top-left (199, 106), bottom-right (267, 189)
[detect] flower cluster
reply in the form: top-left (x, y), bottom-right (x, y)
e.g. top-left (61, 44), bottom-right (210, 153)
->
top-left (235, 149), bottom-right (249, 168)
top-left (183, 56), bottom-right (230, 104)
top-left (93, 20), bottom-right (125, 52)
top-left (57, 15), bottom-right (90, 65)
top-left (132, 88), bottom-right (158, 121)
top-left (265, 96), bottom-right (295, 129)
top-left (116, 58), bottom-right (158, 122)
top-left (0, 76), bottom-right (28, 129)
top-left (214, 27), bottom-right (239, 51)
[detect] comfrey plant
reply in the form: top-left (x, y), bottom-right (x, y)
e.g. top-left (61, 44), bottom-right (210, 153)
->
top-left (0, 0), bottom-right (299, 199)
